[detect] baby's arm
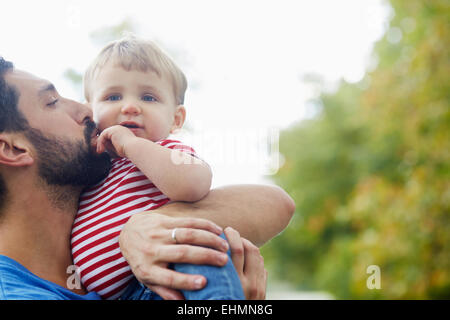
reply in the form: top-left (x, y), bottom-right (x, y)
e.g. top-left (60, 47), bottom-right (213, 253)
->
top-left (97, 125), bottom-right (212, 202)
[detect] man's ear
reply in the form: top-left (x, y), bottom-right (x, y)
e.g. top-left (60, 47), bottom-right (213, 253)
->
top-left (170, 105), bottom-right (186, 134)
top-left (0, 134), bottom-right (34, 167)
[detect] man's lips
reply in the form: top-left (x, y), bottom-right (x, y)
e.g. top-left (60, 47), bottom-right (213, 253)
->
top-left (92, 127), bottom-right (100, 137)
top-left (90, 129), bottom-right (99, 149)
top-left (84, 120), bottom-right (100, 150)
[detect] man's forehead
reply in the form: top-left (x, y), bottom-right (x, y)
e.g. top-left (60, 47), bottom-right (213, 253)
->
top-left (5, 69), bottom-right (51, 92)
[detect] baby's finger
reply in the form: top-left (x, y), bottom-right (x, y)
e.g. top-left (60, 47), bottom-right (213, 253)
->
top-left (96, 130), bottom-right (109, 154)
top-left (96, 138), bottom-right (105, 154)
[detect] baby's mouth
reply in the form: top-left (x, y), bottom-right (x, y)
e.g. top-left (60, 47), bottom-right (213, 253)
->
top-left (122, 124), bottom-right (139, 129)
top-left (119, 121), bottom-right (142, 129)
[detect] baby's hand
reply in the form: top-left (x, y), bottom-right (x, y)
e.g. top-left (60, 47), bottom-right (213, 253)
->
top-left (96, 125), bottom-right (137, 158)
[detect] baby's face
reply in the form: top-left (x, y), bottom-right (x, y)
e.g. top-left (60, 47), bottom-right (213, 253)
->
top-left (89, 61), bottom-right (183, 142)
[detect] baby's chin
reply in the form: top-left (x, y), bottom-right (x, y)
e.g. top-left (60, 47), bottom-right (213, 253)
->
top-left (128, 127), bottom-right (145, 137)
top-left (131, 129), bottom-right (166, 142)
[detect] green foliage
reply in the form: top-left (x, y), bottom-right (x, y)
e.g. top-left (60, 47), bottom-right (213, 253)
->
top-left (263, 0), bottom-right (450, 299)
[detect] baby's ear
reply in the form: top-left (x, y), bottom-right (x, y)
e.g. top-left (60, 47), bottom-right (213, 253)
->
top-left (170, 105), bottom-right (186, 134)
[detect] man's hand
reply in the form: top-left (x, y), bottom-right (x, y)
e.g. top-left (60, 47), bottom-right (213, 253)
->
top-left (96, 125), bottom-right (137, 157)
top-left (119, 212), bottom-right (231, 300)
top-left (225, 227), bottom-right (268, 300)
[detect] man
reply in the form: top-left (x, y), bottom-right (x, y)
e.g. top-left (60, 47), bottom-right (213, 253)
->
top-left (0, 57), bottom-right (294, 299)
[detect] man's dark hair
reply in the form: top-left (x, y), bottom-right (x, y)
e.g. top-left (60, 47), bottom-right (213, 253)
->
top-left (0, 57), bottom-right (29, 132)
top-left (0, 57), bottom-right (30, 214)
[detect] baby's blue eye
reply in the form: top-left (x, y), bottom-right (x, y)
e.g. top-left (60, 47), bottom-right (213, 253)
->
top-left (142, 95), bottom-right (156, 102)
top-left (107, 94), bottom-right (121, 101)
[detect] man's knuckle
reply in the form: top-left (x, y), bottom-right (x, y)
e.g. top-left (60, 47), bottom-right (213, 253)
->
top-left (135, 265), bottom-right (151, 282)
top-left (185, 217), bottom-right (197, 226)
top-left (249, 286), bottom-right (258, 299)
top-left (232, 246), bottom-right (244, 256)
top-left (258, 254), bottom-right (264, 264)
top-left (185, 228), bottom-right (194, 241)
top-left (165, 274), bottom-right (175, 288)
top-left (248, 243), bottom-right (259, 253)
top-left (175, 247), bottom-right (188, 260)
top-left (144, 244), bottom-right (158, 258)
top-left (148, 231), bottom-right (160, 241)
top-left (142, 242), bottom-right (151, 253)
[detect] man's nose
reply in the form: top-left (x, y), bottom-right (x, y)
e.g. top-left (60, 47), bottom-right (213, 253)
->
top-left (121, 102), bottom-right (141, 116)
top-left (69, 100), bottom-right (94, 125)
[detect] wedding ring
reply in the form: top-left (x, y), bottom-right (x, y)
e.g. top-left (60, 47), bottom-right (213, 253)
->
top-left (171, 228), bottom-right (178, 244)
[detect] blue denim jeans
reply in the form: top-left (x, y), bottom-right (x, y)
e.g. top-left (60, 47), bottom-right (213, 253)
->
top-left (119, 233), bottom-right (245, 300)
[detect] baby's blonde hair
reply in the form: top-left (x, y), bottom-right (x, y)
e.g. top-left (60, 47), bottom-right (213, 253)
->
top-left (84, 34), bottom-right (187, 105)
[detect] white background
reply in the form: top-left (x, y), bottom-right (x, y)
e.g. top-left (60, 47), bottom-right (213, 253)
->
top-left (1, 0), bottom-right (390, 187)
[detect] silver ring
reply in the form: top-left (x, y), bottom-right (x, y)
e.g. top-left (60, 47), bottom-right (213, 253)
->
top-left (171, 228), bottom-right (178, 244)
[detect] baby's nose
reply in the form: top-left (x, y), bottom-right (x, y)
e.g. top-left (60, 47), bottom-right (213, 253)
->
top-left (121, 103), bottom-right (141, 115)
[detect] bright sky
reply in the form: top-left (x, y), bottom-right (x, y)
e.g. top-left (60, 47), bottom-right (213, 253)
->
top-left (1, 0), bottom-right (390, 187)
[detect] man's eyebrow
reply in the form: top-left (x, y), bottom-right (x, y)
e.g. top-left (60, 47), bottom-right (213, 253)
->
top-left (38, 83), bottom-right (56, 96)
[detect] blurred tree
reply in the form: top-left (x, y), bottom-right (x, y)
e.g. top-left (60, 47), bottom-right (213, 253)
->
top-left (263, 0), bottom-right (449, 299)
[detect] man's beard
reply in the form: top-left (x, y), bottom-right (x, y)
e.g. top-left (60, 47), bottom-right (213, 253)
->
top-left (24, 120), bottom-right (111, 189)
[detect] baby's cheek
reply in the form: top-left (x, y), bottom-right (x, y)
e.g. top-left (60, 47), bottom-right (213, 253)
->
top-left (146, 120), bottom-right (171, 141)
top-left (94, 106), bottom-right (116, 130)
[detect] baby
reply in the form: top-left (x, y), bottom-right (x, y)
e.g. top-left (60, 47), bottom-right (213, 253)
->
top-left (70, 35), bottom-right (244, 300)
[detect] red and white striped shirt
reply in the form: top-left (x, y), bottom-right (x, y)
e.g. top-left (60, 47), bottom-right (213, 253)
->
top-left (70, 139), bottom-right (199, 299)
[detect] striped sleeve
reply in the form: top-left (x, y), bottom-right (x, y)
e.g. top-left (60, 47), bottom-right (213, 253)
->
top-left (156, 139), bottom-right (200, 158)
